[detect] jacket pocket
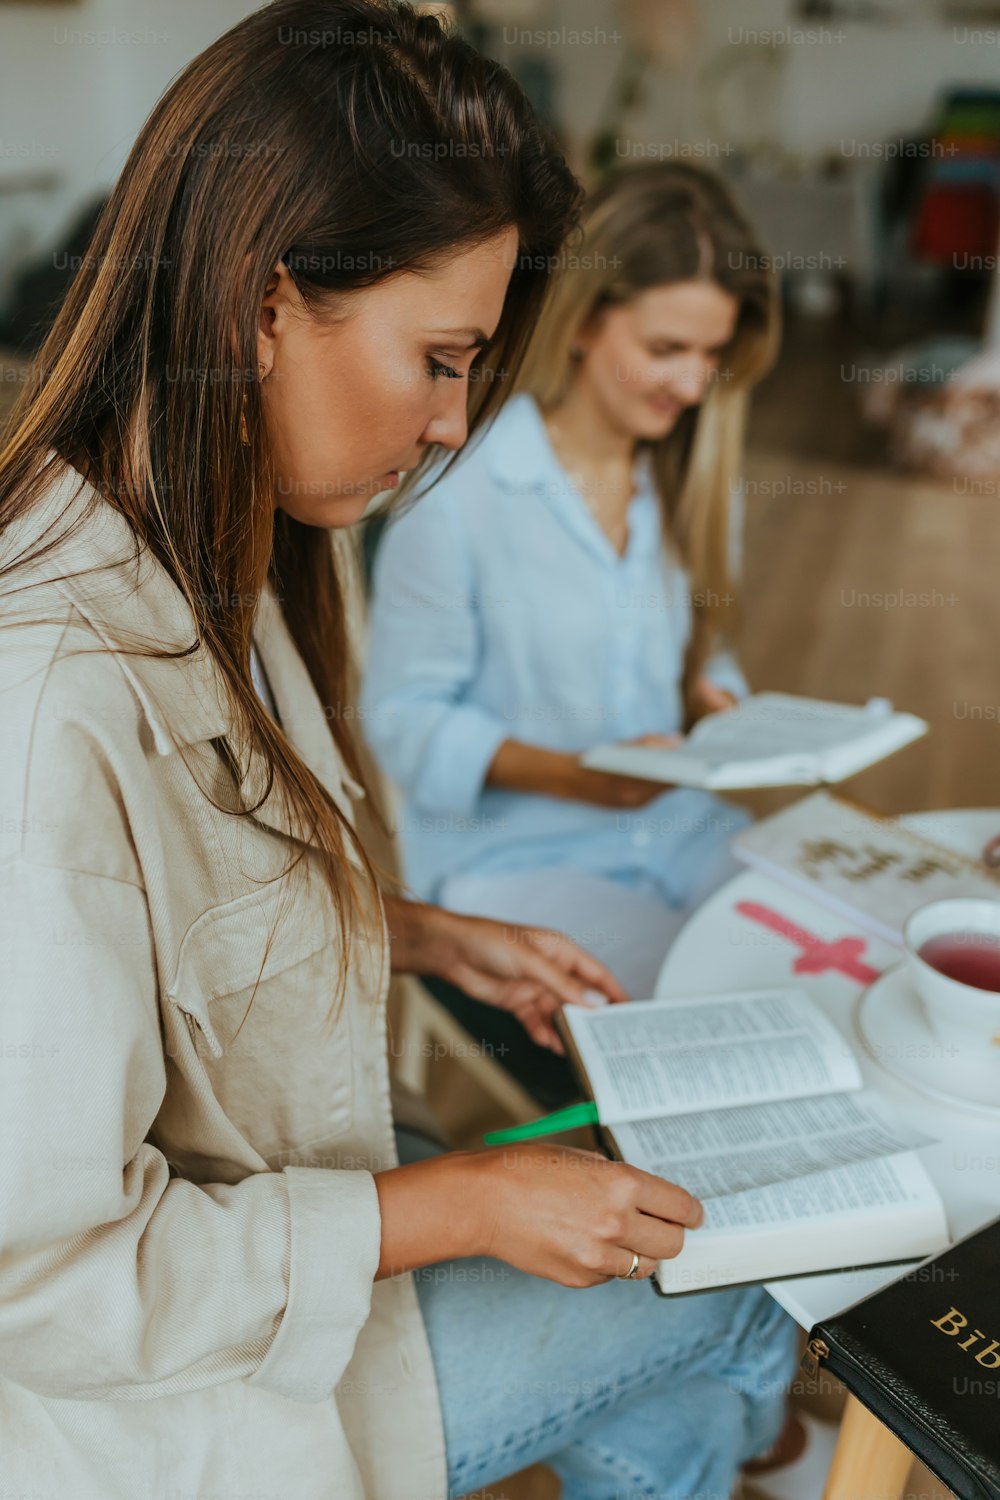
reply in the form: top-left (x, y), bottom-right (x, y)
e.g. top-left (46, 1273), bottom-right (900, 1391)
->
top-left (166, 871), bottom-right (357, 1148)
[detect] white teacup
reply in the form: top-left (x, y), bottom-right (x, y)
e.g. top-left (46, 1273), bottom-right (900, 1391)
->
top-left (902, 897), bottom-right (1000, 1058)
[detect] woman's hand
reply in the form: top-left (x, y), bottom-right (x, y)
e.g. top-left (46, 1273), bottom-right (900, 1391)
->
top-left (487, 734), bottom-right (681, 809)
top-left (373, 1143), bottom-right (704, 1286)
top-left (473, 1143), bottom-right (704, 1285)
top-left (433, 910), bottom-right (630, 1052)
top-left (567, 731), bottom-right (681, 809)
top-left (688, 677), bottom-right (739, 725)
top-left (383, 897), bottom-right (629, 1052)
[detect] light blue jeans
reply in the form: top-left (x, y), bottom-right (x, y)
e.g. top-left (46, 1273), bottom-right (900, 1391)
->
top-left (397, 1127), bottom-right (798, 1500)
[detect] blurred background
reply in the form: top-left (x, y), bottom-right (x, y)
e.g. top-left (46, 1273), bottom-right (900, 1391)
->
top-left (4, 0), bottom-right (1000, 826)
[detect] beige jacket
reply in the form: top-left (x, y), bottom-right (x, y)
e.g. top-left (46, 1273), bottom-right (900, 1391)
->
top-left (0, 455), bottom-right (447, 1500)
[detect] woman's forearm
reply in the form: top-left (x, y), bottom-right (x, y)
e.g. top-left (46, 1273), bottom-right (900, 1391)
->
top-left (375, 1142), bottom-right (704, 1287)
top-left (486, 737), bottom-right (670, 810)
top-left (381, 892), bottom-right (444, 975)
top-left (373, 1151), bottom-right (482, 1279)
top-left (382, 895), bottom-right (504, 984)
top-left (485, 738), bottom-right (582, 799)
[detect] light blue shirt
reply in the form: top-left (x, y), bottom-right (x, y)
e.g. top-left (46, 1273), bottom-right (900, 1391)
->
top-left (361, 391), bottom-right (749, 904)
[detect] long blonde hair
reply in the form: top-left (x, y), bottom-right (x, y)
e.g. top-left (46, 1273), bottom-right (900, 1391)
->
top-left (0, 0), bottom-right (582, 1018)
top-left (514, 162), bottom-right (779, 712)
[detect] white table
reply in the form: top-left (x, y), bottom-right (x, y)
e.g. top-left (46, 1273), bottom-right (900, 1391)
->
top-left (654, 808), bottom-right (1000, 1500)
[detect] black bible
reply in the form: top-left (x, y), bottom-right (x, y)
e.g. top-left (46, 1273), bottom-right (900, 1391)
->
top-left (805, 1216), bottom-right (1000, 1500)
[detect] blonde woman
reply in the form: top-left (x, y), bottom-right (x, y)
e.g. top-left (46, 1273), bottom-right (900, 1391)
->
top-left (0, 7), bottom-right (802, 1500)
top-left (363, 163), bottom-right (779, 1046)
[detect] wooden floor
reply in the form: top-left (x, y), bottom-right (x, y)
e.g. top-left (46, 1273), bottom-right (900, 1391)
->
top-left (738, 306), bottom-right (998, 828)
top-left (736, 444), bottom-right (1000, 820)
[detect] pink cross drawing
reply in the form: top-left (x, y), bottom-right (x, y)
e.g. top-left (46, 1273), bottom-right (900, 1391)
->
top-left (734, 900), bottom-right (882, 986)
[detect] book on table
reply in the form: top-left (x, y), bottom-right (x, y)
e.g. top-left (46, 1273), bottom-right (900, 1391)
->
top-left (733, 790), bottom-right (1000, 946)
top-left (579, 692), bottom-right (927, 790)
top-left (806, 1215), bottom-right (1000, 1500)
top-left (556, 988), bottom-right (949, 1295)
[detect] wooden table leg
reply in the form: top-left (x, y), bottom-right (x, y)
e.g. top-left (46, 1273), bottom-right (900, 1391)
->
top-left (823, 1394), bottom-right (913, 1500)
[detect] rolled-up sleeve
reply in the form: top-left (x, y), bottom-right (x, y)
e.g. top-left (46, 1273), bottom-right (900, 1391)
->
top-left (701, 646), bottom-right (750, 701)
top-left (361, 492), bottom-right (508, 818)
top-left (0, 856), bottom-right (381, 1405)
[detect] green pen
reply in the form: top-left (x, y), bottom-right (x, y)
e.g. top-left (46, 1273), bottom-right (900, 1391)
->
top-left (483, 1099), bottom-right (599, 1145)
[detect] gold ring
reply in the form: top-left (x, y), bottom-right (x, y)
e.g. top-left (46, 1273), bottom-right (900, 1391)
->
top-left (617, 1251), bottom-right (641, 1280)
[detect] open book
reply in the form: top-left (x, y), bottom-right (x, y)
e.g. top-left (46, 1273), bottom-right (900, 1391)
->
top-left (579, 692), bottom-right (928, 790)
top-left (558, 988), bottom-right (949, 1294)
top-left (733, 791), bottom-right (1000, 946)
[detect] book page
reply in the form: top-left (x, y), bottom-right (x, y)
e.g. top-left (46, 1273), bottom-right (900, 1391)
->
top-left (582, 693), bottom-right (924, 788)
top-left (702, 1153), bottom-right (937, 1232)
top-left (611, 1089), bottom-right (931, 1199)
top-left (685, 693), bottom-right (891, 769)
top-left (563, 988), bottom-right (861, 1124)
top-left (653, 1152), bottom-right (947, 1291)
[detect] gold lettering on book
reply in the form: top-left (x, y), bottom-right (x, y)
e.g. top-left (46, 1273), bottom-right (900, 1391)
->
top-left (798, 838), bottom-right (958, 886)
top-left (930, 1308), bottom-right (1000, 1367)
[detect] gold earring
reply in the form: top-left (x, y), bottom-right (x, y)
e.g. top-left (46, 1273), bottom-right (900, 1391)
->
top-left (239, 363), bottom-right (266, 445)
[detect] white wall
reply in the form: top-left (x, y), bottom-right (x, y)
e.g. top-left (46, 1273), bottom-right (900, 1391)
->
top-left (498, 0), bottom-right (1000, 176)
top-left (0, 0), bottom-right (258, 304)
top-left (711, 0), bottom-right (1000, 162)
top-left (3, 0), bottom-right (1000, 305)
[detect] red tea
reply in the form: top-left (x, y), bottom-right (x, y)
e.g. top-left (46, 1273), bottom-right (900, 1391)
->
top-left (918, 932), bottom-right (1000, 992)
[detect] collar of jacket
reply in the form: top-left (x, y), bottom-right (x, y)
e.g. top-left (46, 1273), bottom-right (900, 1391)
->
top-left (13, 452), bottom-right (362, 838)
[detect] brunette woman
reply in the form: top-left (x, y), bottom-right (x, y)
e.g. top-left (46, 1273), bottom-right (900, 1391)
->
top-left (0, 8), bottom-right (796, 1498)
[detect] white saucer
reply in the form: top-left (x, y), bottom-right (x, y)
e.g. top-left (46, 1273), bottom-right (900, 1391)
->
top-left (855, 963), bottom-right (1000, 1120)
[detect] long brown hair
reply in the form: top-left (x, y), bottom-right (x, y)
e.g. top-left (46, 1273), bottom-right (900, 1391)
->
top-left (513, 162), bottom-right (779, 712)
top-left (0, 0), bottom-right (582, 1014)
